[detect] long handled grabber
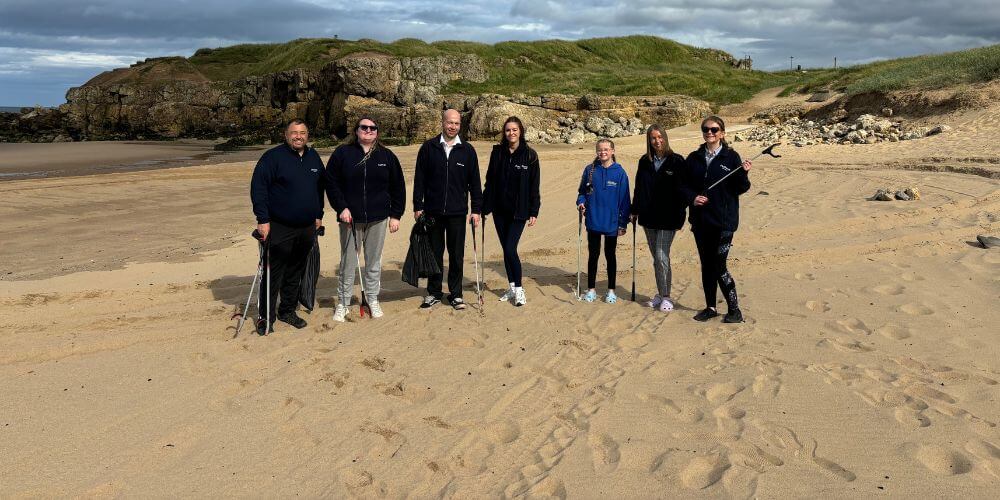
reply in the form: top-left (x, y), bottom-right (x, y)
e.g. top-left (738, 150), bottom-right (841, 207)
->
top-left (576, 207), bottom-right (583, 300)
top-left (470, 216), bottom-right (485, 315)
top-left (232, 230), bottom-right (266, 337)
top-left (631, 220), bottom-right (637, 302)
top-left (481, 215), bottom-right (488, 308)
top-left (704, 143), bottom-right (781, 192)
top-left (351, 222), bottom-right (371, 318)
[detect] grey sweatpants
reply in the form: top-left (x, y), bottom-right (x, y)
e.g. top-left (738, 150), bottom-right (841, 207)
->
top-left (338, 219), bottom-right (388, 305)
top-left (644, 227), bottom-right (677, 298)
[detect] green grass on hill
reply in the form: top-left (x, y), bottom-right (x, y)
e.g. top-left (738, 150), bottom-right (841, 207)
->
top-left (779, 44), bottom-right (1000, 96)
top-left (186, 35), bottom-right (814, 106)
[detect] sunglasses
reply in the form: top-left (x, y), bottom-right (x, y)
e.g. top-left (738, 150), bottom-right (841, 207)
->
top-left (701, 126), bottom-right (721, 134)
top-left (359, 125), bottom-right (378, 132)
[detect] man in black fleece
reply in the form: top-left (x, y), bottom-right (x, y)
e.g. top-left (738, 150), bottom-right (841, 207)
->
top-left (250, 119), bottom-right (324, 334)
top-left (412, 109), bottom-right (483, 310)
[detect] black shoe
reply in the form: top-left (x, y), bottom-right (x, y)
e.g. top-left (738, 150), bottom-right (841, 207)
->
top-left (723, 308), bottom-right (744, 323)
top-left (693, 308), bottom-right (719, 322)
top-left (420, 295), bottom-right (441, 309)
top-left (277, 311), bottom-right (307, 329)
top-left (449, 297), bottom-right (467, 310)
top-left (255, 319), bottom-right (271, 336)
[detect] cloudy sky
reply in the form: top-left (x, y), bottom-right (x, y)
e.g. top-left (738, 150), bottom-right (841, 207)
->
top-left (2, 0), bottom-right (998, 106)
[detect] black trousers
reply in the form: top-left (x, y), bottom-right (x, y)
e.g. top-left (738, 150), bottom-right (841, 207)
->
top-left (259, 221), bottom-right (315, 323)
top-left (587, 231), bottom-right (618, 289)
top-left (493, 215), bottom-right (527, 287)
top-left (427, 214), bottom-right (467, 301)
top-left (693, 226), bottom-right (739, 311)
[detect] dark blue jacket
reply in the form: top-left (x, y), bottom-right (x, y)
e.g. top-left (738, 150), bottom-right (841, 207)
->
top-left (576, 162), bottom-right (631, 236)
top-left (412, 136), bottom-right (483, 216)
top-left (481, 142), bottom-right (541, 220)
top-left (631, 151), bottom-right (687, 231)
top-left (681, 143), bottom-right (750, 232)
top-left (250, 143), bottom-right (325, 227)
top-left (325, 143), bottom-right (406, 223)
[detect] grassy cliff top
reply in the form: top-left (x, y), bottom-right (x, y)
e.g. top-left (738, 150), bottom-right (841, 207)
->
top-left (185, 35), bottom-right (806, 105)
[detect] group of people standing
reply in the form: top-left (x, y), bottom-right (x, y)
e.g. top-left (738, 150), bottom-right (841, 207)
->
top-left (249, 111), bottom-right (749, 336)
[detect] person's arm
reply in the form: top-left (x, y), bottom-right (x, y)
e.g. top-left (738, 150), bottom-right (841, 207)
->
top-left (576, 167), bottom-right (588, 209)
top-left (678, 153), bottom-right (701, 206)
top-left (324, 148), bottom-right (350, 216)
top-left (481, 149), bottom-right (496, 217)
top-left (468, 146), bottom-right (484, 215)
top-left (630, 159), bottom-right (645, 222)
top-left (528, 149), bottom-right (541, 220)
top-left (387, 149), bottom-right (405, 233)
top-left (618, 171), bottom-right (631, 230)
top-left (251, 154), bottom-right (273, 224)
top-left (412, 143), bottom-right (427, 219)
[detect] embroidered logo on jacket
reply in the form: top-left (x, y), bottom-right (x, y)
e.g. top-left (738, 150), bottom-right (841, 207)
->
top-left (720, 165), bottom-right (732, 172)
top-left (377, 163), bottom-right (387, 167)
top-left (515, 164), bottom-right (529, 170)
top-left (311, 169), bottom-right (318, 173)
top-left (606, 180), bottom-right (618, 187)
top-left (456, 162), bottom-right (466, 167)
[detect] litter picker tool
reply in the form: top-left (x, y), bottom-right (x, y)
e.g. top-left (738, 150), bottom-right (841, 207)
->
top-left (576, 207), bottom-right (583, 300)
top-left (631, 220), bottom-right (637, 302)
top-left (232, 230), bottom-right (266, 337)
top-left (470, 216), bottom-right (485, 315)
top-left (351, 222), bottom-right (371, 318)
top-left (704, 143), bottom-right (781, 192)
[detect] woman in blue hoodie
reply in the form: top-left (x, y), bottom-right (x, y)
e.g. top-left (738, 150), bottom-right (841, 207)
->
top-left (576, 138), bottom-right (631, 303)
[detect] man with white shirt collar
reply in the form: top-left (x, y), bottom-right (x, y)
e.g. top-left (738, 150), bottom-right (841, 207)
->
top-left (412, 109), bottom-right (483, 310)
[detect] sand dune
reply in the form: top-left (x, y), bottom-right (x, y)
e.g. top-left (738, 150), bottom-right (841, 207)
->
top-left (1, 94), bottom-right (998, 497)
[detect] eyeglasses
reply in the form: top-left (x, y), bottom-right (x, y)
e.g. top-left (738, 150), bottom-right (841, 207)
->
top-left (701, 126), bottom-right (721, 134)
top-left (359, 125), bottom-right (378, 132)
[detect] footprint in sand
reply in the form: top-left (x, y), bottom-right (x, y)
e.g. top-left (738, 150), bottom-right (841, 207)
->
top-left (912, 443), bottom-right (973, 475)
top-left (805, 300), bottom-right (831, 312)
top-left (899, 303), bottom-right (934, 315)
top-left (873, 284), bottom-right (906, 295)
top-left (360, 356), bottom-right (391, 372)
top-left (831, 317), bottom-right (872, 335)
top-left (726, 441), bottom-right (783, 473)
top-left (900, 273), bottom-right (925, 282)
top-left (713, 405), bottom-right (746, 441)
top-left (680, 453), bottom-right (731, 490)
top-left (794, 272), bottom-right (816, 281)
top-left (481, 420), bottom-right (520, 443)
top-left (702, 380), bottom-right (747, 404)
top-left (895, 408), bottom-right (932, 429)
top-left (809, 439), bottom-right (856, 482)
top-left (642, 394), bottom-right (704, 423)
top-left (588, 431), bottom-right (621, 473)
top-left (820, 337), bottom-right (875, 353)
top-left (617, 332), bottom-right (652, 349)
top-left (752, 366), bottom-right (783, 398)
top-left (876, 324), bottom-right (913, 340)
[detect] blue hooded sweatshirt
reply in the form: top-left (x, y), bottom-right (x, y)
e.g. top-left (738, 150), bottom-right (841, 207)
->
top-left (576, 162), bottom-right (631, 236)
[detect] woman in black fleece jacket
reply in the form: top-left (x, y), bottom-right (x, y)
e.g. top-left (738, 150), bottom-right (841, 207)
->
top-left (630, 124), bottom-right (687, 313)
top-left (681, 115), bottom-right (752, 323)
top-left (481, 116), bottom-right (541, 307)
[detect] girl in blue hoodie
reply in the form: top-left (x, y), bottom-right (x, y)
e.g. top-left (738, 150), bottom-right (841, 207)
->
top-left (576, 139), bottom-right (631, 303)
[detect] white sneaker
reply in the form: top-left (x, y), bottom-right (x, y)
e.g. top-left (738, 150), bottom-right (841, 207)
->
top-left (333, 303), bottom-right (348, 322)
top-left (513, 288), bottom-right (526, 307)
top-left (368, 299), bottom-right (384, 318)
top-left (499, 287), bottom-right (514, 302)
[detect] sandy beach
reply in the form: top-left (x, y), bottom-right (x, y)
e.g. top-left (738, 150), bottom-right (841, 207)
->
top-left (1, 92), bottom-right (998, 497)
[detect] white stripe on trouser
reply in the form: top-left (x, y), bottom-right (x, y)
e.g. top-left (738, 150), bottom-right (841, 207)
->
top-left (643, 227), bottom-right (676, 298)
top-left (338, 218), bottom-right (388, 305)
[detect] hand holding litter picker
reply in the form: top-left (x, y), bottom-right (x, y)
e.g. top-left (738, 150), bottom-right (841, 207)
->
top-left (704, 143), bottom-right (781, 193)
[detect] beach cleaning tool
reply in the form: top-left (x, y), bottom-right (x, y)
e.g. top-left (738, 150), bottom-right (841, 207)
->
top-left (631, 220), bottom-right (637, 302)
top-left (576, 207), bottom-right (583, 300)
top-left (704, 143), bottom-right (781, 192)
top-left (232, 230), bottom-right (266, 337)
top-left (470, 216), bottom-right (485, 315)
top-left (351, 222), bottom-right (371, 318)
top-left (481, 215), bottom-right (488, 310)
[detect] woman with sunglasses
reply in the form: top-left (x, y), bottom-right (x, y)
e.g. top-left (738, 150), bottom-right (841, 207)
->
top-left (681, 116), bottom-right (752, 323)
top-left (481, 116), bottom-right (541, 307)
top-left (630, 124), bottom-right (687, 313)
top-left (325, 117), bottom-right (406, 322)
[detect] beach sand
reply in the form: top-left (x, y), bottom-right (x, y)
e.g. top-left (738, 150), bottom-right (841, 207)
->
top-left (1, 93), bottom-right (998, 497)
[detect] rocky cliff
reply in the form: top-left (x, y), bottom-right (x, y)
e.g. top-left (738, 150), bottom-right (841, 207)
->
top-left (2, 52), bottom-right (710, 144)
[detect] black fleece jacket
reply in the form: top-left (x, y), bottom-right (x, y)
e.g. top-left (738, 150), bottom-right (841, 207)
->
top-left (324, 143), bottom-right (406, 223)
top-left (250, 143), bottom-right (325, 227)
top-left (412, 136), bottom-right (483, 216)
top-left (631, 151), bottom-right (687, 231)
top-left (481, 142), bottom-right (541, 220)
top-left (681, 143), bottom-right (751, 232)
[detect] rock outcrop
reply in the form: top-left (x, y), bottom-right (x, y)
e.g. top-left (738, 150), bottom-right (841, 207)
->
top-left (2, 52), bottom-right (710, 144)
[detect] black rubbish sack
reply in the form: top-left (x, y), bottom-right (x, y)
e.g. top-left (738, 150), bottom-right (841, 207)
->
top-left (297, 230), bottom-right (321, 311)
top-left (402, 214), bottom-right (440, 287)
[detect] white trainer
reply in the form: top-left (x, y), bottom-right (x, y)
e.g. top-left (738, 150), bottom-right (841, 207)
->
top-left (499, 287), bottom-right (514, 302)
top-left (333, 303), bottom-right (348, 322)
top-left (513, 288), bottom-right (527, 307)
top-left (646, 294), bottom-right (662, 308)
top-left (368, 299), bottom-right (384, 318)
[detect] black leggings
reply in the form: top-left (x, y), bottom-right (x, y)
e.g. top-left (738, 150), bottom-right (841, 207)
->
top-left (693, 227), bottom-right (739, 311)
top-left (587, 231), bottom-right (618, 289)
top-left (493, 215), bottom-right (527, 286)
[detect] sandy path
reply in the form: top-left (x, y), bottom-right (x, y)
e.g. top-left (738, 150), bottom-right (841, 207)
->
top-left (1, 98), bottom-right (998, 497)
